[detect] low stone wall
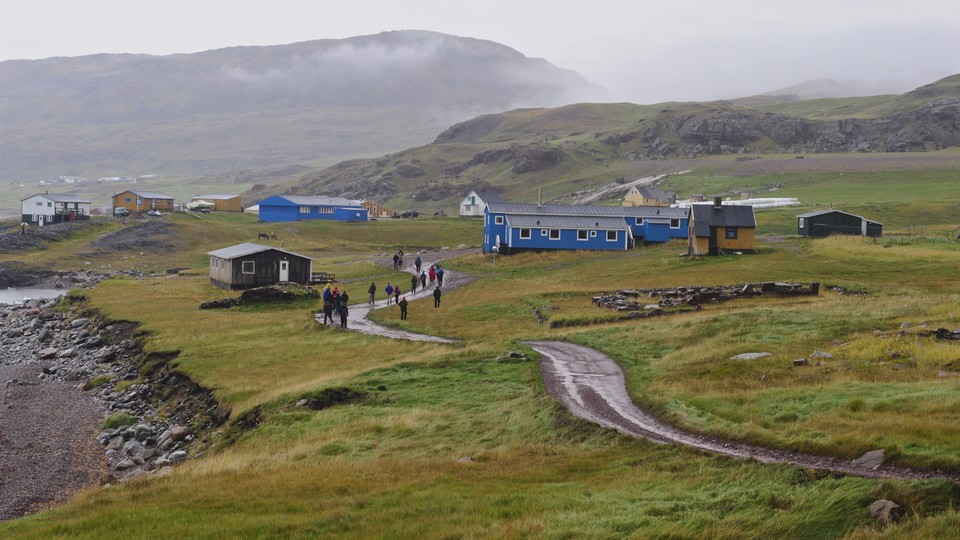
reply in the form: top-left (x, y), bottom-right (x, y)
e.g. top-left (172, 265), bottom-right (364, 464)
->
top-left (593, 282), bottom-right (820, 312)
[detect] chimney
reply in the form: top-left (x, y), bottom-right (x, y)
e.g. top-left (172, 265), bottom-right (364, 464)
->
top-left (538, 188), bottom-right (542, 208)
top-left (713, 197), bottom-right (722, 209)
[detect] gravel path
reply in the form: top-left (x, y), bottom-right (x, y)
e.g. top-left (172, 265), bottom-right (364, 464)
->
top-left (0, 363), bottom-right (106, 520)
top-left (316, 250), bottom-right (476, 343)
top-left (528, 340), bottom-right (960, 482)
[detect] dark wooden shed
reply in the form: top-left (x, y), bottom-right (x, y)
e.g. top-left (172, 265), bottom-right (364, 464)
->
top-left (207, 243), bottom-right (313, 290)
top-left (797, 210), bottom-right (882, 238)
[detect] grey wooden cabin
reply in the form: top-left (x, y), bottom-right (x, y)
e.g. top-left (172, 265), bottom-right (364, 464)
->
top-left (207, 243), bottom-right (313, 290)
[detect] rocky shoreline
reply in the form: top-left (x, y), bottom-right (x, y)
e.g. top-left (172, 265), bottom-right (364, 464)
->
top-left (0, 273), bottom-right (225, 520)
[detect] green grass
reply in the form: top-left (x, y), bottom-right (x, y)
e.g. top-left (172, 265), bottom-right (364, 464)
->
top-left (4, 161), bottom-right (960, 537)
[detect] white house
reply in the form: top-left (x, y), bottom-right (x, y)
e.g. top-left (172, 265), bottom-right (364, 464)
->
top-left (460, 189), bottom-right (504, 217)
top-left (20, 193), bottom-right (92, 226)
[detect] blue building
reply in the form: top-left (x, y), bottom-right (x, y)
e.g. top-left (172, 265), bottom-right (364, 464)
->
top-left (258, 195), bottom-right (367, 223)
top-left (483, 203), bottom-right (688, 254)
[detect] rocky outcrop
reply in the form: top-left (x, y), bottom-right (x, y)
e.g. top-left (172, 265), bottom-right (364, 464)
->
top-left (445, 144), bottom-right (566, 177)
top-left (617, 98), bottom-right (960, 159)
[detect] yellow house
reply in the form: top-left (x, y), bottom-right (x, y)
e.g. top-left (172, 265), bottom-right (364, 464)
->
top-left (192, 194), bottom-right (243, 212)
top-left (112, 190), bottom-right (174, 215)
top-left (623, 185), bottom-right (676, 207)
top-left (688, 199), bottom-right (756, 255)
top-left (361, 200), bottom-right (395, 219)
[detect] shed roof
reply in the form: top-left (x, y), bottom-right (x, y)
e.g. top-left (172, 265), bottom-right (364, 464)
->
top-left (691, 204), bottom-right (757, 237)
top-left (506, 214), bottom-right (630, 230)
top-left (207, 242), bottom-right (312, 260)
top-left (193, 194), bottom-right (240, 200)
top-left (796, 209), bottom-right (881, 224)
top-left (23, 193), bottom-right (90, 204)
top-left (123, 190), bottom-right (173, 200)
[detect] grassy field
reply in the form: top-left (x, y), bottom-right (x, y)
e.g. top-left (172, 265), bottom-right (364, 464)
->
top-left (3, 169), bottom-right (960, 537)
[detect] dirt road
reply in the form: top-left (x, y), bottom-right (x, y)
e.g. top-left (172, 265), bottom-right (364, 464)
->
top-left (315, 251), bottom-right (475, 343)
top-left (529, 340), bottom-right (960, 482)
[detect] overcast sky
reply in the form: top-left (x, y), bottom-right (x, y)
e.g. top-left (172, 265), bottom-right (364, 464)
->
top-left (2, 0), bottom-right (958, 103)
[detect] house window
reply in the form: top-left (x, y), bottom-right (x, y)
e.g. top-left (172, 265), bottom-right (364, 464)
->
top-left (318, 206), bottom-right (333, 214)
top-left (36, 201), bottom-right (43, 207)
top-left (541, 229), bottom-right (548, 236)
top-left (725, 228), bottom-right (738, 240)
top-left (607, 230), bottom-right (618, 241)
top-left (495, 216), bottom-right (504, 225)
top-left (47, 202), bottom-right (52, 207)
top-left (670, 218), bottom-right (680, 229)
top-left (799, 217), bottom-right (805, 228)
top-left (519, 228), bottom-right (531, 239)
top-left (577, 230), bottom-right (588, 241)
top-left (590, 231), bottom-right (597, 237)
top-left (242, 261), bottom-right (255, 274)
top-left (125, 197), bottom-right (132, 203)
top-left (636, 217), bottom-right (644, 225)
top-left (300, 206), bottom-right (311, 214)
top-left (549, 229), bottom-right (561, 240)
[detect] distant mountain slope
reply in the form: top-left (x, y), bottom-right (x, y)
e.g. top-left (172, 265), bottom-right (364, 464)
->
top-left (278, 75), bottom-right (960, 210)
top-left (0, 30), bottom-right (604, 180)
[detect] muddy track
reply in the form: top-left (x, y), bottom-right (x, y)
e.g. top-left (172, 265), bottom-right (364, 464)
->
top-left (528, 340), bottom-right (960, 482)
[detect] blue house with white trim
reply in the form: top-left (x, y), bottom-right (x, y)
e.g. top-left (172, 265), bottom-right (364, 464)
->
top-left (258, 195), bottom-right (367, 223)
top-left (483, 203), bottom-right (688, 254)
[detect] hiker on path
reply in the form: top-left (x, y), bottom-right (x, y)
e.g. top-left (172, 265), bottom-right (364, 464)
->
top-left (392, 253), bottom-right (400, 270)
top-left (394, 285), bottom-right (401, 306)
top-left (339, 304), bottom-right (349, 328)
top-left (414, 256), bottom-right (422, 274)
top-left (436, 266), bottom-right (445, 287)
top-left (322, 298), bottom-right (334, 325)
top-left (399, 297), bottom-right (408, 320)
top-left (340, 290), bottom-right (349, 306)
top-left (385, 283), bottom-right (393, 305)
top-left (398, 251), bottom-right (404, 268)
top-left (420, 271), bottom-right (427, 289)
top-left (410, 274), bottom-right (418, 294)
top-left (433, 287), bottom-right (442, 308)
top-left (428, 265), bottom-right (436, 284)
top-left (368, 282), bottom-right (376, 305)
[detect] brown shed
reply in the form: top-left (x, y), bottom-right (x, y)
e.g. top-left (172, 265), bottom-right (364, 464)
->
top-left (207, 243), bottom-right (313, 290)
top-left (192, 194), bottom-right (243, 212)
top-left (113, 190), bottom-right (174, 215)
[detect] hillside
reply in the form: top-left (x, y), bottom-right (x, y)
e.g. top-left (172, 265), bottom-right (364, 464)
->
top-left (281, 74), bottom-right (960, 211)
top-left (0, 30), bottom-right (603, 181)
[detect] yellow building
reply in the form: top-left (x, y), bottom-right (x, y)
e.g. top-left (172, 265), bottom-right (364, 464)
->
top-left (361, 200), bottom-right (395, 219)
top-left (688, 200), bottom-right (756, 255)
top-left (112, 190), bottom-right (174, 215)
top-left (623, 185), bottom-right (676, 207)
top-left (192, 194), bottom-right (243, 212)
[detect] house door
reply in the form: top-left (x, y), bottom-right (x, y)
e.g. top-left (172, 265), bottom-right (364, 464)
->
top-left (279, 260), bottom-right (289, 282)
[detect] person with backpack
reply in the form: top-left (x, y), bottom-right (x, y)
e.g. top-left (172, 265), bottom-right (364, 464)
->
top-left (428, 265), bottom-right (436, 284)
top-left (410, 274), bottom-right (418, 294)
top-left (414, 256), bottom-right (422, 274)
top-left (393, 285), bottom-right (401, 306)
top-left (399, 296), bottom-right (408, 320)
top-left (385, 282), bottom-right (393, 305)
top-left (420, 271), bottom-right (427, 289)
top-left (433, 286), bottom-right (442, 308)
top-left (392, 253), bottom-right (400, 270)
top-left (322, 297), bottom-right (334, 325)
top-left (436, 266), bottom-right (445, 287)
top-left (368, 282), bottom-right (376, 305)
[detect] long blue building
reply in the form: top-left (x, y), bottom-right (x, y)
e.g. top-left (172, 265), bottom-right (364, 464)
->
top-left (483, 203), bottom-right (688, 254)
top-left (258, 195), bottom-right (367, 223)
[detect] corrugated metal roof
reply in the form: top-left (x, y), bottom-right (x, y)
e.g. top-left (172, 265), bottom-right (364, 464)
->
top-left (193, 194), bottom-right (239, 200)
top-left (274, 195), bottom-right (361, 207)
top-left (474, 190), bottom-right (504, 204)
top-left (207, 242), bottom-right (312, 260)
top-left (128, 191), bottom-right (174, 200)
top-left (506, 214), bottom-right (629, 230)
top-left (691, 205), bottom-right (756, 237)
top-left (488, 203), bottom-right (687, 219)
top-left (24, 193), bottom-right (90, 203)
top-left (796, 209), bottom-right (880, 224)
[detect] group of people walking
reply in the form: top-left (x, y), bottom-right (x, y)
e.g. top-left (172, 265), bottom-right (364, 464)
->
top-left (321, 285), bottom-right (350, 328)
top-left (331, 250), bottom-right (448, 331)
